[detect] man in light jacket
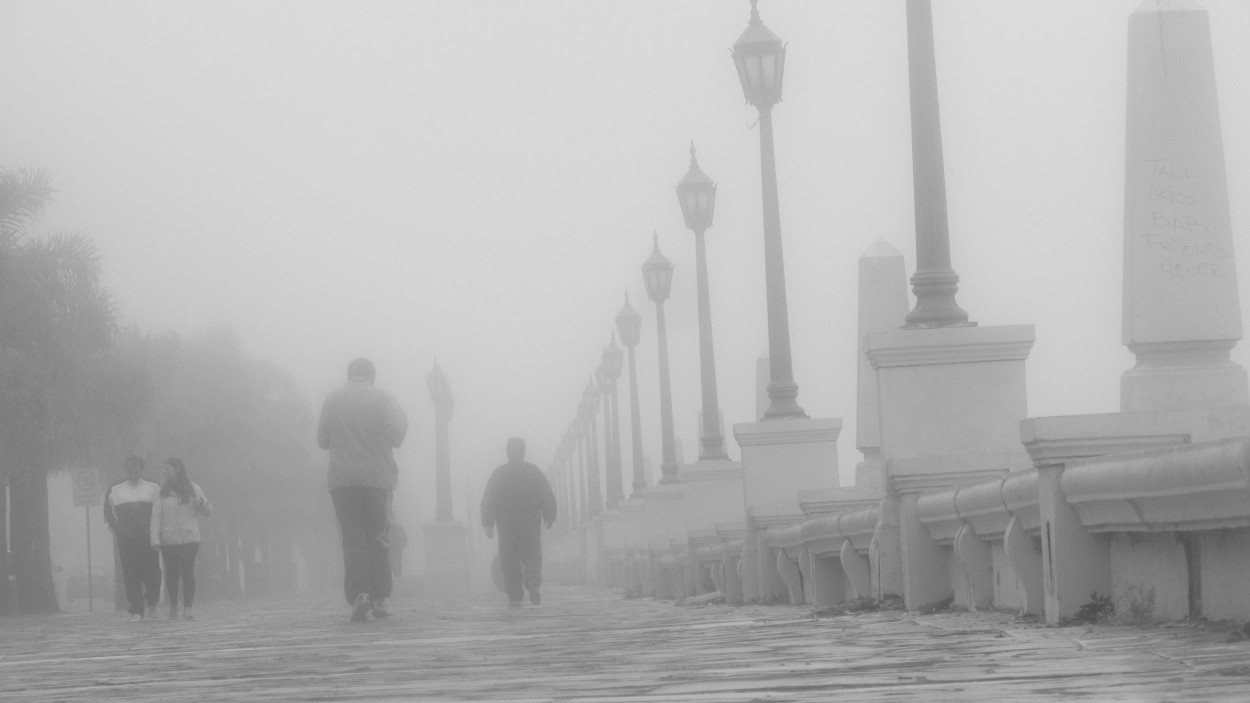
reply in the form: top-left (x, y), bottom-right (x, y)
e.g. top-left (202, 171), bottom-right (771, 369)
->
top-left (317, 357), bottom-right (409, 622)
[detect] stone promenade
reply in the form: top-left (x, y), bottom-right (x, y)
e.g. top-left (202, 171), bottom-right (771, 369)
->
top-left (2, 586), bottom-right (1248, 702)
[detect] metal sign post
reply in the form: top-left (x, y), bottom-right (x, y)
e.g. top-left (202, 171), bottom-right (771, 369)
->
top-left (72, 468), bottom-right (102, 613)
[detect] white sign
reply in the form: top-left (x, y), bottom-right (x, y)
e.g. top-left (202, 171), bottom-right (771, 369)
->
top-left (72, 467), bottom-right (102, 508)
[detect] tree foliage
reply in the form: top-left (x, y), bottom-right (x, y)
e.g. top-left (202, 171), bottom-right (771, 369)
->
top-left (0, 168), bottom-right (121, 612)
top-left (0, 167), bottom-right (322, 614)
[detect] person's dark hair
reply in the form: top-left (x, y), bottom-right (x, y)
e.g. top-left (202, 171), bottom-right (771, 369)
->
top-left (506, 437), bottom-right (526, 460)
top-left (347, 357), bottom-right (376, 382)
top-left (124, 455), bottom-right (143, 470)
top-left (161, 458), bottom-right (194, 504)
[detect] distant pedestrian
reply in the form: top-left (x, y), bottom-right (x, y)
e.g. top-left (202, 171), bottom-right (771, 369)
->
top-left (104, 456), bottom-right (162, 621)
top-left (317, 357), bottom-right (409, 622)
top-left (150, 458), bottom-right (212, 620)
top-left (480, 438), bottom-right (557, 607)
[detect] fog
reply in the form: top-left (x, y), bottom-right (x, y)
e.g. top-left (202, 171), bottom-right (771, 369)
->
top-left (4, 0), bottom-right (1250, 529)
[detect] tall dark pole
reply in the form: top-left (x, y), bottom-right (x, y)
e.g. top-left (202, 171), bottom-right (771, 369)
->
top-left (642, 234), bottom-right (680, 483)
top-left (616, 293), bottom-right (647, 497)
top-left (582, 380), bottom-right (602, 517)
top-left (576, 419), bottom-right (587, 524)
top-left (677, 144), bottom-right (729, 459)
top-left (902, 0), bottom-right (971, 329)
top-left (733, 0), bottom-right (806, 419)
top-left (599, 338), bottom-right (625, 508)
top-left (427, 361), bottom-right (455, 522)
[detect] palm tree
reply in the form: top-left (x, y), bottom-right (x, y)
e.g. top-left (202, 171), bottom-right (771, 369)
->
top-left (0, 167), bottom-right (53, 249)
top-left (0, 167), bottom-right (55, 613)
top-left (0, 168), bottom-right (120, 614)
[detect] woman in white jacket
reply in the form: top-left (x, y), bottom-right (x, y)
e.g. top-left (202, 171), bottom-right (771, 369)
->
top-left (150, 458), bottom-right (212, 620)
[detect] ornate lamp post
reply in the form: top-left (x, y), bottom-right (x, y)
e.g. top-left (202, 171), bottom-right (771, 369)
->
top-left (581, 378), bottom-right (603, 516)
top-left (570, 418), bottom-right (585, 524)
top-left (615, 292), bottom-right (647, 498)
top-left (422, 360), bottom-right (468, 597)
top-left (902, 0), bottom-right (971, 328)
top-left (427, 360), bottom-right (455, 521)
top-left (733, 0), bottom-right (806, 420)
top-left (642, 233), bottom-right (680, 483)
top-left (552, 438), bottom-right (567, 529)
top-left (676, 143), bottom-right (729, 459)
top-left (600, 335), bottom-right (625, 507)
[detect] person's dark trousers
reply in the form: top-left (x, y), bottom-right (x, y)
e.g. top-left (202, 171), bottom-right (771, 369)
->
top-left (142, 544), bottom-right (162, 607)
top-left (117, 536), bottom-right (160, 615)
top-left (159, 543), bottom-right (200, 608)
top-left (331, 487), bottom-right (392, 605)
top-left (498, 527), bottom-right (543, 604)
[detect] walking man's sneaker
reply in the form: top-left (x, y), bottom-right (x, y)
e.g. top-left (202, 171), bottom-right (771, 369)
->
top-left (507, 599), bottom-right (522, 608)
top-left (182, 607), bottom-right (194, 620)
top-left (351, 592), bottom-right (371, 622)
top-left (371, 598), bottom-right (390, 618)
top-left (147, 604), bottom-right (158, 620)
top-left (130, 613), bottom-right (143, 623)
top-left (529, 589), bottom-right (541, 605)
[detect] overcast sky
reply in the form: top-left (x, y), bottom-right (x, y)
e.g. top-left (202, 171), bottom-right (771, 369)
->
top-left (4, 0), bottom-right (1250, 527)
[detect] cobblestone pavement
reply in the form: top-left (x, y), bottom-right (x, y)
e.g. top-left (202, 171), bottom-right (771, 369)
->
top-left (2, 586), bottom-right (1249, 702)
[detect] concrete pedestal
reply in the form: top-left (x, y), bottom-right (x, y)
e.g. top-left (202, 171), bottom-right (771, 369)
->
top-left (643, 484), bottom-right (687, 599)
top-left (619, 498), bottom-right (649, 596)
top-left (868, 324), bottom-right (1034, 610)
top-left (734, 418), bottom-right (841, 511)
top-left (421, 521), bottom-right (469, 600)
top-left (734, 417), bottom-right (840, 603)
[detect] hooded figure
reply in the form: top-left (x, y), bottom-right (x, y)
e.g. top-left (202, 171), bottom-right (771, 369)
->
top-left (481, 437), bottom-right (557, 607)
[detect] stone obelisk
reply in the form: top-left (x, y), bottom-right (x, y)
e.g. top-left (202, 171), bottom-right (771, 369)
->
top-left (1121, 0), bottom-right (1247, 411)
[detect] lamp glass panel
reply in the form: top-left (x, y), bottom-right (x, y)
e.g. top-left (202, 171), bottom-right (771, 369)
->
top-left (616, 312), bottom-right (640, 347)
top-left (745, 54), bottom-right (762, 92)
top-left (605, 350), bottom-right (623, 377)
top-left (656, 267), bottom-right (672, 298)
top-left (682, 190), bottom-right (697, 221)
top-left (762, 52), bottom-right (778, 92)
top-left (734, 56), bottom-right (750, 97)
top-left (643, 267), bottom-right (661, 298)
top-left (697, 190), bottom-right (711, 222)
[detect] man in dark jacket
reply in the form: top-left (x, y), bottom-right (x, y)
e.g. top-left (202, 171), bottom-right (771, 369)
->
top-left (104, 456), bottom-right (161, 621)
top-left (481, 438), bottom-right (557, 607)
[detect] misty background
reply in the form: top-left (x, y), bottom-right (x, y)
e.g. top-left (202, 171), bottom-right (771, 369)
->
top-left (4, 0), bottom-right (1250, 538)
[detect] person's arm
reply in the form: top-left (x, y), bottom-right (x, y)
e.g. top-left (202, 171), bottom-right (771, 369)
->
top-left (149, 495), bottom-right (162, 548)
top-left (194, 485), bottom-right (213, 517)
top-left (480, 472), bottom-right (498, 537)
top-left (385, 394), bottom-right (408, 448)
top-left (103, 485), bottom-right (117, 532)
top-left (316, 397), bottom-right (332, 450)
top-left (540, 473), bottom-right (557, 528)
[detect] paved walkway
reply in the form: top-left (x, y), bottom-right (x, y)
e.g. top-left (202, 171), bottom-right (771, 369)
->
top-left (2, 586), bottom-right (1248, 702)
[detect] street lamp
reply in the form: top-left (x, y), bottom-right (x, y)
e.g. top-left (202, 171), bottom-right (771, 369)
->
top-left (732, 0), bottom-right (806, 420)
top-left (600, 335), bottom-right (625, 507)
top-left (552, 437), bottom-right (568, 529)
top-left (642, 233), bottom-right (680, 483)
top-left (426, 360), bottom-right (455, 521)
top-left (676, 143), bottom-right (729, 460)
top-left (569, 419), bottom-right (584, 524)
top-left (901, 0), bottom-right (971, 328)
top-left (615, 292), bottom-right (647, 498)
top-left (581, 378), bottom-right (602, 517)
